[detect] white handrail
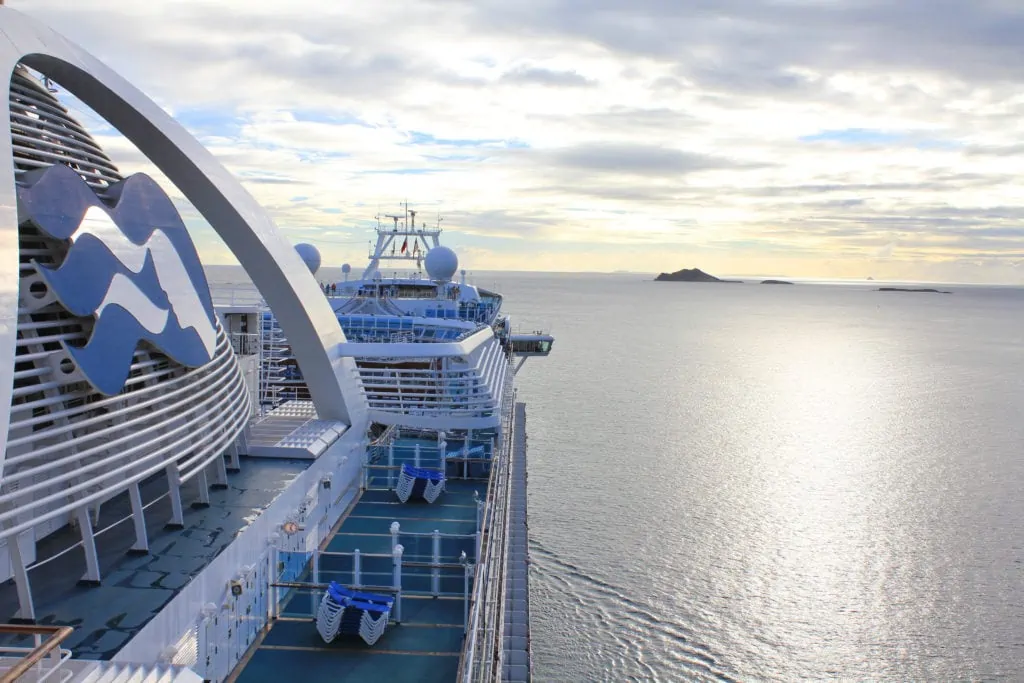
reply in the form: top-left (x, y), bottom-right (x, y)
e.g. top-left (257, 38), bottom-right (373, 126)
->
top-left (457, 362), bottom-right (517, 682)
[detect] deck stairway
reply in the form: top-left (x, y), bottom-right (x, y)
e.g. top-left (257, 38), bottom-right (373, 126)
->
top-left (0, 623), bottom-right (200, 683)
top-left (71, 662), bottom-right (203, 683)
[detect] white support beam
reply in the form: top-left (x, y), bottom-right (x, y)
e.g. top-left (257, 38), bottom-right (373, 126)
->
top-left (166, 466), bottom-right (185, 529)
top-left (227, 440), bottom-right (241, 472)
top-left (212, 452), bottom-right (229, 490)
top-left (128, 483), bottom-right (149, 555)
top-left (195, 469), bottom-right (211, 508)
top-left (8, 532), bottom-right (35, 622)
top-left (76, 506), bottom-right (101, 585)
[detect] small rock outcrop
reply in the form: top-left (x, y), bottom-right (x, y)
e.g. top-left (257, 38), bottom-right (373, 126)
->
top-left (877, 287), bottom-right (951, 294)
top-left (655, 268), bottom-right (742, 283)
top-left (761, 280), bottom-right (793, 285)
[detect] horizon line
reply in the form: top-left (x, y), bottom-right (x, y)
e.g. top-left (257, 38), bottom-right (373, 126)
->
top-left (201, 263), bottom-right (1024, 287)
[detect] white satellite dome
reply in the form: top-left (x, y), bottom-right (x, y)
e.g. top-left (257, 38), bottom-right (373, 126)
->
top-left (341, 263), bottom-right (351, 274)
top-left (294, 243), bottom-right (321, 274)
top-left (425, 246), bottom-right (459, 282)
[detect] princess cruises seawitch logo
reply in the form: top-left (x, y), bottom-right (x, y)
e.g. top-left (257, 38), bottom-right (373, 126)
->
top-left (18, 164), bottom-right (218, 395)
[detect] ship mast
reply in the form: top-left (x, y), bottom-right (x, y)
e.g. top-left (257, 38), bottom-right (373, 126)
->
top-left (361, 202), bottom-right (444, 280)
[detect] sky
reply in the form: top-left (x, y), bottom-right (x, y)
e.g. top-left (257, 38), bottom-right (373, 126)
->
top-left (13, 0), bottom-right (1024, 282)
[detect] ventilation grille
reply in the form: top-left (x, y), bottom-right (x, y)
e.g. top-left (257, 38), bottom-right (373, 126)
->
top-left (10, 65), bottom-right (122, 189)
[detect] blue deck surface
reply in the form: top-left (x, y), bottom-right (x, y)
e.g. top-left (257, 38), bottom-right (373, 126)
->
top-left (230, 439), bottom-right (493, 683)
top-left (0, 457), bottom-right (310, 659)
top-left (234, 649), bottom-right (458, 683)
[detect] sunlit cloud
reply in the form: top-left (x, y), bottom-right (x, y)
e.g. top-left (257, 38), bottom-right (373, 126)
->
top-left (13, 0), bottom-right (1024, 282)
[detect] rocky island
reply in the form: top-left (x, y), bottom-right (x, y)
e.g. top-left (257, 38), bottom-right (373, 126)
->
top-left (761, 279), bottom-right (793, 285)
top-left (655, 268), bottom-right (742, 283)
top-left (878, 287), bottom-right (952, 294)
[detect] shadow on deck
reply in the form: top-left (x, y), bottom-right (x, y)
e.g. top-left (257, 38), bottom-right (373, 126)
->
top-left (0, 457), bottom-right (310, 659)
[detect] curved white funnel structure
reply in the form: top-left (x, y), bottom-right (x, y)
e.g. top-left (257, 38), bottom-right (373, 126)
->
top-left (0, 6), bottom-right (367, 464)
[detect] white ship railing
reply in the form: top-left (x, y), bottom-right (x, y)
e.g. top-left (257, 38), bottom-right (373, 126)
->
top-left (457, 362), bottom-right (517, 683)
top-left (357, 340), bottom-right (508, 420)
top-left (253, 300), bottom-right (507, 422)
top-left (0, 326), bottom-right (251, 544)
top-left (211, 287), bottom-right (263, 308)
top-left (0, 624), bottom-right (73, 683)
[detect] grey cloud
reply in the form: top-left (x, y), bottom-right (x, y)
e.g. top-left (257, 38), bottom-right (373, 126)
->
top-left (499, 66), bottom-right (594, 87)
top-left (239, 176), bottom-right (306, 185)
top-left (537, 143), bottom-right (760, 177)
top-left (33, 0), bottom-right (1024, 107)
top-left (33, 0), bottom-right (1024, 113)
top-left (24, 5), bottom-right (485, 107)
top-left (23, 0), bottom-right (1024, 269)
top-left (765, 207), bottom-right (1024, 255)
top-left (963, 143), bottom-right (1024, 157)
top-left (457, 0), bottom-right (1024, 85)
top-left (582, 106), bottom-right (701, 132)
top-left (528, 184), bottom-right (692, 203)
top-left (739, 172), bottom-right (1017, 198)
top-left (443, 209), bottom-right (557, 240)
top-left (649, 76), bottom-right (685, 92)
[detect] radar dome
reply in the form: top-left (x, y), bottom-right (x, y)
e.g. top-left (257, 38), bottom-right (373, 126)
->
top-left (294, 243), bottom-right (321, 274)
top-left (425, 246), bottom-right (459, 282)
top-left (341, 263), bottom-right (352, 274)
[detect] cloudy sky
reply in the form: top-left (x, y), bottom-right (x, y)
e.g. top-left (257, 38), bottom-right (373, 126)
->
top-left (14, 0), bottom-right (1024, 281)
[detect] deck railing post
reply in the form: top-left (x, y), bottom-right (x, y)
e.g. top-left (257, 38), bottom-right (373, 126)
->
top-left (392, 544), bottom-right (404, 623)
top-left (311, 549), bottom-right (320, 617)
top-left (460, 551), bottom-right (470, 632)
top-left (362, 445), bottom-right (370, 490)
top-left (388, 443), bottom-right (395, 489)
top-left (199, 603), bottom-right (217, 679)
top-left (432, 530), bottom-right (441, 596)
top-left (268, 535), bottom-right (279, 619)
top-left (414, 443), bottom-right (421, 469)
top-left (353, 549), bottom-right (362, 588)
top-left (390, 521), bottom-right (400, 552)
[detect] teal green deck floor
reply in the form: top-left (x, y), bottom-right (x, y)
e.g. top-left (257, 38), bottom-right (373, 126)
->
top-left (231, 474), bottom-right (488, 683)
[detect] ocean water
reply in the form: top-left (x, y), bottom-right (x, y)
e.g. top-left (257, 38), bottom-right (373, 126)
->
top-left (496, 273), bottom-right (1024, 682)
top-left (207, 267), bottom-right (1024, 681)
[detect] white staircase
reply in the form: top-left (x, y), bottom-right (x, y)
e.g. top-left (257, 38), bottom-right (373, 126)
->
top-left (71, 662), bottom-right (203, 683)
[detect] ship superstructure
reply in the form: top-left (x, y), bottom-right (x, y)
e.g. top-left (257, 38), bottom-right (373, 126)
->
top-left (255, 205), bottom-right (553, 430)
top-left (0, 6), bottom-right (550, 683)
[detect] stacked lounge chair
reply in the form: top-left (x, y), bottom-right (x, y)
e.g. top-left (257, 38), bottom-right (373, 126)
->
top-left (316, 582), bottom-right (394, 646)
top-left (395, 463), bottom-right (445, 503)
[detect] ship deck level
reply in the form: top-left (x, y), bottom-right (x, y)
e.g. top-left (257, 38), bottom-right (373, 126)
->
top-left (229, 439), bottom-right (492, 683)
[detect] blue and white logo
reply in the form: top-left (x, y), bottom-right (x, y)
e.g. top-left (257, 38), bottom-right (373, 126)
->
top-left (19, 164), bottom-right (218, 395)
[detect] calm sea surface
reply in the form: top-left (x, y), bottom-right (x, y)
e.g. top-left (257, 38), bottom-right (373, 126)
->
top-left (209, 268), bottom-right (1024, 681)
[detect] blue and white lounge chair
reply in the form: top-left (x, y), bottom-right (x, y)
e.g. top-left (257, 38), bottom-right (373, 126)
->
top-left (316, 582), bottom-right (394, 646)
top-left (395, 463), bottom-right (445, 503)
